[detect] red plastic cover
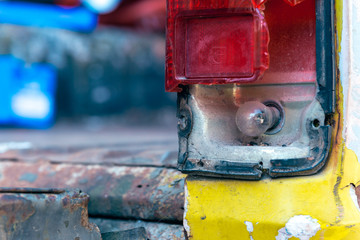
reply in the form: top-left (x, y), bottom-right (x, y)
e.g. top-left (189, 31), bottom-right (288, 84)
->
top-left (166, 0), bottom-right (270, 92)
top-left (283, 0), bottom-right (307, 6)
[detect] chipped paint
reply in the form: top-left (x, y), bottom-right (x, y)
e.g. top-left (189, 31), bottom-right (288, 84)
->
top-left (244, 221), bottom-right (254, 240)
top-left (19, 173), bottom-right (38, 183)
top-left (183, 183), bottom-right (190, 237)
top-left (350, 184), bottom-right (360, 212)
top-left (275, 215), bottom-right (320, 240)
top-left (66, 168), bottom-right (86, 185)
top-left (338, 0), bottom-right (360, 160)
top-left (244, 221), bottom-right (254, 233)
top-left (337, 0), bottom-right (348, 138)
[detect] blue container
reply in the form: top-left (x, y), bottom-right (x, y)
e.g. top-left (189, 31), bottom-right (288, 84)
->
top-left (0, 2), bottom-right (97, 32)
top-left (0, 57), bottom-right (21, 124)
top-left (0, 56), bottom-right (57, 128)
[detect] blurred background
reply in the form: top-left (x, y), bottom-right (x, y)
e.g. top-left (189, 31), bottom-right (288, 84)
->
top-left (0, 0), bottom-right (176, 136)
top-left (0, 3), bottom-right (183, 236)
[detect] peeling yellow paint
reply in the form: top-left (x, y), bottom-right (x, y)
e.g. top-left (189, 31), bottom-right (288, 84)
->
top-left (184, 142), bottom-right (360, 239)
top-left (185, 149), bottom-right (360, 239)
top-left (335, 0), bottom-right (343, 53)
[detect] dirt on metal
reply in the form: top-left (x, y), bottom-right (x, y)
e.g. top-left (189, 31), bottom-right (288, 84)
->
top-left (0, 189), bottom-right (101, 240)
top-left (0, 159), bottom-right (185, 222)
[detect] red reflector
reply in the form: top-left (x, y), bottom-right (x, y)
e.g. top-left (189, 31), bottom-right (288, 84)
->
top-left (166, 1), bottom-right (269, 92)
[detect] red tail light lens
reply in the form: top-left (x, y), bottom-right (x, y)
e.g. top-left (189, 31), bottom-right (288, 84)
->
top-left (185, 15), bottom-right (256, 78)
top-left (283, 0), bottom-right (306, 6)
top-left (166, 0), bottom-right (269, 92)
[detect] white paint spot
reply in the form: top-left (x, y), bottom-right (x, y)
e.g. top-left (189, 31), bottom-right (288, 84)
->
top-left (341, 0), bottom-right (360, 160)
top-left (244, 221), bottom-right (254, 240)
top-left (183, 183), bottom-right (191, 237)
top-left (339, 0), bottom-right (350, 138)
top-left (245, 221), bottom-right (254, 233)
top-left (350, 184), bottom-right (360, 212)
top-left (106, 166), bottom-right (142, 176)
top-left (66, 169), bottom-right (86, 185)
top-left (276, 215), bottom-right (321, 240)
top-left (0, 142), bottom-right (32, 153)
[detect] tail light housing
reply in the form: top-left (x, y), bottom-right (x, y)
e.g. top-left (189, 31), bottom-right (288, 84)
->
top-left (167, 0), bottom-right (334, 179)
top-left (166, 0), bottom-right (269, 92)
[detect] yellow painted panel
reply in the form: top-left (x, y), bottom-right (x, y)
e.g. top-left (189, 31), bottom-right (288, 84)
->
top-left (185, 146), bottom-right (360, 239)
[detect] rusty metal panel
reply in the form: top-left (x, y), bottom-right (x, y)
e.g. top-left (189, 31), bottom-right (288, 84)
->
top-left (91, 218), bottom-right (185, 240)
top-left (0, 161), bottom-right (185, 222)
top-left (0, 188), bottom-right (101, 240)
top-left (101, 228), bottom-right (148, 240)
top-left (0, 144), bottom-right (178, 168)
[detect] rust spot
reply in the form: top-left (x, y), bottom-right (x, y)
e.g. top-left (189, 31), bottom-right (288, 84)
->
top-left (48, 195), bottom-right (56, 202)
top-left (80, 208), bottom-right (100, 233)
top-left (0, 160), bottom-right (185, 222)
top-left (61, 192), bottom-right (89, 214)
top-left (81, 208), bottom-right (88, 227)
top-left (0, 190), bottom-right (101, 239)
top-left (62, 196), bottom-right (70, 208)
top-left (0, 194), bottom-right (35, 229)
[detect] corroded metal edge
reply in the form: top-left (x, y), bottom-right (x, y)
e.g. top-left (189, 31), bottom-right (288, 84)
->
top-left (0, 161), bottom-right (185, 222)
top-left (91, 218), bottom-right (185, 240)
top-left (0, 188), bottom-right (101, 240)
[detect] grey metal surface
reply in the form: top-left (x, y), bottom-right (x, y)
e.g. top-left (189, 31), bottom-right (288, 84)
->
top-left (0, 188), bottom-right (101, 240)
top-left (178, 84), bottom-right (329, 179)
top-left (92, 218), bottom-right (185, 240)
top-left (101, 228), bottom-right (148, 240)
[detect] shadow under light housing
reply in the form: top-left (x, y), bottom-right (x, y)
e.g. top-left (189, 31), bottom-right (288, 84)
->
top-left (166, 0), bottom-right (334, 179)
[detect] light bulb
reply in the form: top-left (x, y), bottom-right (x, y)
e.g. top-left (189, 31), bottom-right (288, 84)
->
top-left (235, 101), bottom-right (280, 137)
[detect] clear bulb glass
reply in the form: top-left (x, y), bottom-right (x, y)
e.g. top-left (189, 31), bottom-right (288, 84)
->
top-left (235, 101), bottom-right (280, 137)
